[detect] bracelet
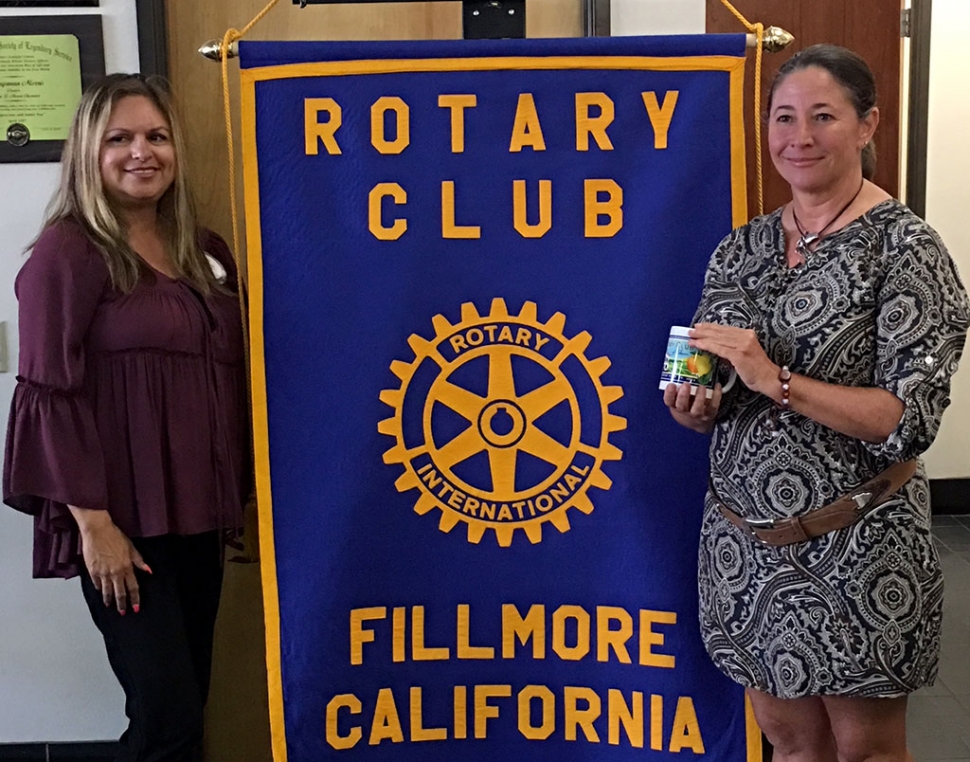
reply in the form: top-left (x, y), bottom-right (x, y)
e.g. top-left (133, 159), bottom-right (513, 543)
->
top-left (778, 365), bottom-right (792, 408)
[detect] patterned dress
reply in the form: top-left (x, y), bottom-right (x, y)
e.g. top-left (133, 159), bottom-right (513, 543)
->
top-left (694, 199), bottom-right (969, 698)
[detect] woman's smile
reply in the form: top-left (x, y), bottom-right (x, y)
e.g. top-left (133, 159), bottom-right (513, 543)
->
top-left (99, 95), bottom-right (176, 210)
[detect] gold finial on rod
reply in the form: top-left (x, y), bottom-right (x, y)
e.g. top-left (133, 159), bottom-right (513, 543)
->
top-left (199, 39), bottom-right (239, 61)
top-left (745, 27), bottom-right (795, 52)
top-left (762, 26), bottom-right (794, 52)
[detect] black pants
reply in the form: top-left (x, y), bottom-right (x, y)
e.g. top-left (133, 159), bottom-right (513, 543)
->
top-left (81, 532), bottom-right (224, 762)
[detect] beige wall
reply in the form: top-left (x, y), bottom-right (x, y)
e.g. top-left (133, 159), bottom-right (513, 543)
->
top-left (924, 0), bottom-right (970, 478)
top-left (0, 1), bottom-right (134, 743)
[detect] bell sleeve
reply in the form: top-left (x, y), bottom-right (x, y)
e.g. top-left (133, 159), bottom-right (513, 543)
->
top-left (3, 223), bottom-right (110, 578)
top-left (864, 221), bottom-right (970, 461)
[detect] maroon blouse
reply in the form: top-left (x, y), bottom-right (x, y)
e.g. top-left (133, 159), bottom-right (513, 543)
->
top-left (3, 219), bottom-right (249, 578)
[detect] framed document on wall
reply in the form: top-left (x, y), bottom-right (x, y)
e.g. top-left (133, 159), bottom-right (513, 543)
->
top-left (0, 15), bottom-right (105, 162)
top-left (0, 2), bottom-right (99, 7)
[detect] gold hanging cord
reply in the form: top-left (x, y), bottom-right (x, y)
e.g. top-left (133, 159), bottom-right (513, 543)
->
top-left (195, 0), bottom-right (283, 563)
top-left (720, 0), bottom-right (764, 215)
top-left (193, 0), bottom-right (282, 429)
top-left (717, 1), bottom-right (793, 216)
top-left (216, 0), bottom-right (283, 295)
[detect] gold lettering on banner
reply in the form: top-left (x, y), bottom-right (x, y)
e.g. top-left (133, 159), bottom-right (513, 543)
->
top-left (441, 181), bottom-right (481, 239)
top-left (334, 604), bottom-right (699, 750)
top-left (518, 685), bottom-right (556, 740)
top-left (439, 94), bottom-right (477, 153)
top-left (371, 96), bottom-right (410, 154)
top-left (368, 183), bottom-right (407, 240)
top-left (642, 90), bottom-right (680, 149)
top-left (412, 605), bottom-right (451, 661)
top-left (474, 685), bottom-right (512, 738)
top-left (457, 604), bottom-right (495, 659)
top-left (608, 689), bottom-right (644, 748)
top-left (326, 694), bottom-right (362, 749)
top-left (410, 687), bottom-right (448, 741)
top-left (325, 685), bottom-right (704, 749)
top-left (305, 90), bottom-right (690, 238)
top-left (584, 179), bottom-right (623, 238)
top-left (369, 688), bottom-right (404, 745)
top-left (512, 179), bottom-right (553, 239)
top-left (304, 97), bottom-right (342, 155)
top-left (564, 686), bottom-right (602, 742)
top-left (597, 605), bottom-right (634, 663)
top-left (651, 694), bottom-right (664, 750)
top-left (669, 696), bottom-right (705, 752)
top-left (639, 609), bottom-right (677, 668)
top-left (392, 606), bottom-right (406, 663)
top-left (350, 607), bottom-right (386, 665)
top-left (509, 93), bottom-right (546, 152)
top-left (350, 603), bottom-right (677, 665)
top-left (552, 605), bottom-right (591, 661)
top-left (575, 92), bottom-right (615, 151)
top-left (453, 686), bottom-right (468, 739)
top-left (502, 603), bottom-right (546, 658)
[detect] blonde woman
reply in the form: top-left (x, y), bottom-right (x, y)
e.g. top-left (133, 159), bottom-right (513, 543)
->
top-left (4, 74), bottom-right (248, 761)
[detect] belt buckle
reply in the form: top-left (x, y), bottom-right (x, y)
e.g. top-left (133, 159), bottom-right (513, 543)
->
top-left (848, 476), bottom-right (891, 513)
top-left (744, 516), bottom-right (776, 543)
top-left (849, 490), bottom-right (875, 511)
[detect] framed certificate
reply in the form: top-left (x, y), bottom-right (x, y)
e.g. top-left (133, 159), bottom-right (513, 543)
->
top-left (0, 15), bottom-right (105, 162)
top-left (0, 2), bottom-right (99, 7)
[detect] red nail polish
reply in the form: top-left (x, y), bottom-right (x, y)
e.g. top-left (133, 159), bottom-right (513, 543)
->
top-left (120, 609), bottom-right (126, 617)
top-left (133, 604), bottom-right (140, 614)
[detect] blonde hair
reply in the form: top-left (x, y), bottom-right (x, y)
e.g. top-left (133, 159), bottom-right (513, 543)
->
top-left (39, 73), bottom-right (216, 293)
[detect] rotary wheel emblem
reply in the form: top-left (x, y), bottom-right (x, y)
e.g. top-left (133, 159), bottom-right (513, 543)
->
top-left (379, 298), bottom-right (625, 546)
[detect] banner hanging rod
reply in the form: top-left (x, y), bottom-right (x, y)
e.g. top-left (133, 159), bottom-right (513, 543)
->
top-left (199, 28), bottom-right (792, 61)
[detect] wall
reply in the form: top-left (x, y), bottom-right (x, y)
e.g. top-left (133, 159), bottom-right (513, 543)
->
top-left (0, 0), bottom-right (137, 742)
top-left (611, 0), bottom-right (704, 35)
top-left (924, 0), bottom-right (970, 479)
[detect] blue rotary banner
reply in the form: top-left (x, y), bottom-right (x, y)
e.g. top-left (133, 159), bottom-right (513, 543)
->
top-left (240, 35), bottom-right (755, 762)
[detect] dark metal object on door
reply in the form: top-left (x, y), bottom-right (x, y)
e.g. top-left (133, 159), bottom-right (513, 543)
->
top-left (463, 0), bottom-right (526, 39)
top-left (292, 0), bottom-right (527, 40)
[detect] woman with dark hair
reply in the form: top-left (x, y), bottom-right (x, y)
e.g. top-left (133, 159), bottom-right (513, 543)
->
top-left (4, 73), bottom-right (248, 761)
top-left (664, 44), bottom-right (968, 760)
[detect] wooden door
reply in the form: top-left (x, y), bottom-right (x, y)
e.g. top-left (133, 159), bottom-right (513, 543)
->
top-left (166, 1), bottom-right (583, 242)
top-left (706, 0), bottom-right (904, 218)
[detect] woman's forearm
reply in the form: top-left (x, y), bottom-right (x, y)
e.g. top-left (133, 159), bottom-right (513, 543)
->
top-left (761, 371), bottom-right (904, 443)
top-left (688, 325), bottom-right (905, 444)
top-left (68, 505), bottom-right (113, 533)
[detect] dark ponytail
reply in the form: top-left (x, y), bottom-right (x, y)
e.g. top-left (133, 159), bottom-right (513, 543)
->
top-left (862, 141), bottom-right (877, 180)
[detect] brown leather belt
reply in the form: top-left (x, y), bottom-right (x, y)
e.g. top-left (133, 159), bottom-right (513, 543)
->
top-left (712, 459), bottom-right (918, 546)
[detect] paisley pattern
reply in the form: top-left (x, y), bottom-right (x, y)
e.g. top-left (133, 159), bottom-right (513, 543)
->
top-left (694, 200), bottom-right (969, 698)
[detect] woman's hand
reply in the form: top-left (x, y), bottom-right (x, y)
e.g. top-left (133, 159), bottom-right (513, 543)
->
top-left (69, 507), bottom-right (151, 615)
top-left (688, 323), bottom-right (780, 397)
top-left (663, 380), bottom-right (723, 434)
top-left (686, 323), bottom-right (906, 442)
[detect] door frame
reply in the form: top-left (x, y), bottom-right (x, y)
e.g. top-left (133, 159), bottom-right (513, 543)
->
top-left (906, 0), bottom-right (932, 217)
top-left (136, 0), bottom-right (168, 76)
